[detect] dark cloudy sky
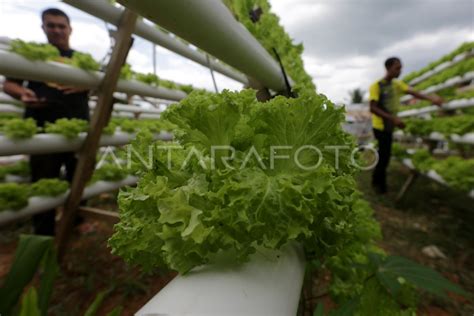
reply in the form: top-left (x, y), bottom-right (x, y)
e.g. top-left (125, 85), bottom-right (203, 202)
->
top-left (1, 0), bottom-right (473, 103)
top-left (270, 0), bottom-right (473, 102)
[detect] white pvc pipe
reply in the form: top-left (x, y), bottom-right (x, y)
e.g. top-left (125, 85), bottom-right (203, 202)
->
top-left (0, 50), bottom-right (187, 101)
top-left (0, 131), bottom-right (173, 156)
top-left (0, 104), bottom-right (162, 120)
top-left (136, 243), bottom-right (305, 316)
top-left (398, 98), bottom-right (474, 118)
top-left (62, 0), bottom-right (249, 85)
top-left (408, 50), bottom-right (474, 85)
top-left (88, 101), bottom-right (162, 114)
top-left (0, 92), bottom-right (24, 106)
top-left (138, 113), bottom-right (161, 119)
top-left (0, 175), bottom-right (137, 226)
top-left (117, 0), bottom-right (290, 92)
top-left (451, 133), bottom-right (474, 145)
top-left (0, 104), bottom-right (23, 114)
top-left (401, 71), bottom-right (474, 103)
top-left (394, 131), bottom-right (474, 146)
top-left (0, 155), bottom-right (26, 164)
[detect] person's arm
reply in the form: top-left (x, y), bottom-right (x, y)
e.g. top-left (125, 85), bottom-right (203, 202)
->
top-left (3, 80), bottom-right (46, 107)
top-left (406, 87), bottom-right (444, 106)
top-left (370, 100), bottom-right (405, 128)
top-left (56, 85), bottom-right (89, 95)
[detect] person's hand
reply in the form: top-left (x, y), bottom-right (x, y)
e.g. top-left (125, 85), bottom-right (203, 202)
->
top-left (392, 116), bottom-right (406, 129)
top-left (57, 85), bottom-right (89, 95)
top-left (430, 95), bottom-right (444, 107)
top-left (20, 88), bottom-right (46, 108)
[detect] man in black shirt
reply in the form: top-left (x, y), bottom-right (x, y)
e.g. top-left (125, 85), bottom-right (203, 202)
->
top-left (4, 8), bottom-right (90, 235)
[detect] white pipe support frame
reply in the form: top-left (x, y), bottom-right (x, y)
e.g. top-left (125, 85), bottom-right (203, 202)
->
top-left (402, 158), bottom-right (474, 198)
top-left (136, 242), bottom-right (306, 316)
top-left (61, 0), bottom-right (249, 85)
top-left (0, 176), bottom-right (137, 226)
top-left (117, 0), bottom-right (291, 93)
top-left (0, 50), bottom-right (187, 101)
top-left (0, 131), bottom-right (173, 156)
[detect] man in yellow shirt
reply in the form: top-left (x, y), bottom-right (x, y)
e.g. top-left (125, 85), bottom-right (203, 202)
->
top-left (369, 57), bottom-right (443, 194)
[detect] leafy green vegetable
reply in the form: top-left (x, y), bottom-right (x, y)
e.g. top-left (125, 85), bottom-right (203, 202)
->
top-left (134, 71), bottom-right (202, 94)
top-left (411, 150), bottom-right (474, 192)
top-left (411, 149), bottom-right (435, 173)
top-left (91, 164), bottom-right (128, 183)
top-left (44, 118), bottom-right (88, 139)
top-left (405, 114), bottom-right (474, 137)
top-left (219, 0), bottom-right (330, 93)
top-left (134, 72), bottom-right (160, 86)
top-left (109, 89), bottom-right (380, 274)
top-left (29, 178), bottom-right (69, 197)
top-left (103, 120), bottom-right (118, 135)
top-left (117, 119), bottom-right (137, 134)
top-left (391, 143), bottom-right (408, 159)
top-left (399, 89), bottom-right (474, 112)
top-left (403, 41), bottom-right (474, 83)
top-left (120, 63), bottom-right (133, 80)
top-left (414, 58), bottom-right (474, 91)
top-left (0, 161), bottom-right (30, 180)
top-left (0, 183), bottom-right (29, 211)
top-left (10, 39), bottom-right (60, 61)
top-left (223, 0), bottom-right (315, 93)
top-left (432, 157), bottom-right (474, 192)
top-left (70, 51), bottom-right (101, 72)
top-left (2, 118), bottom-right (38, 139)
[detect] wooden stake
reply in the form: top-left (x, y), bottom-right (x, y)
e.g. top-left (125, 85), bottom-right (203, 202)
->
top-left (396, 171), bottom-right (418, 202)
top-left (78, 207), bottom-right (119, 225)
top-left (56, 9), bottom-right (138, 259)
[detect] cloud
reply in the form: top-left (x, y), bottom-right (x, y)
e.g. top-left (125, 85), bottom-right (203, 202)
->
top-left (268, 0), bottom-right (473, 102)
top-left (0, 1), bottom-right (243, 94)
top-left (1, 0), bottom-right (472, 103)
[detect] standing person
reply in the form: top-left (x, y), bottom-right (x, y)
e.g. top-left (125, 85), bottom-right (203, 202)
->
top-left (369, 57), bottom-right (443, 194)
top-left (3, 8), bottom-right (90, 235)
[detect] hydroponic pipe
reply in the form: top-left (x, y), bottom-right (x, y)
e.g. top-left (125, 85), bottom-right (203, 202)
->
top-left (136, 243), bottom-right (305, 316)
top-left (0, 104), bottom-right (162, 119)
top-left (0, 50), bottom-right (187, 101)
top-left (398, 98), bottom-right (474, 118)
top-left (451, 133), bottom-right (474, 145)
top-left (0, 104), bottom-right (23, 114)
top-left (62, 0), bottom-right (249, 85)
top-left (401, 71), bottom-right (474, 103)
top-left (0, 92), bottom-right (24, 106)
top-left (116, 0), bottom-right (290, 92)
top-left (408, 49), bottom-right (474, 85)
top-left (89, 102), bottom-right (163, 115)
top-left (0, 131), bottom-right (172, 156)
top-left (0, 176), bottom-right (137, 226)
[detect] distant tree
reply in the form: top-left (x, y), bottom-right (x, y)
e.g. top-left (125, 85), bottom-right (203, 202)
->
top-left (348, 88), bottom-right (365, 104)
